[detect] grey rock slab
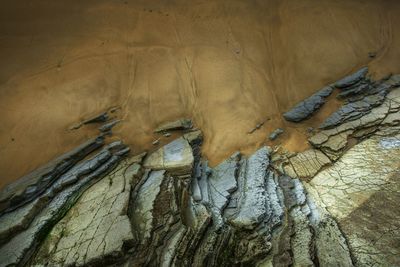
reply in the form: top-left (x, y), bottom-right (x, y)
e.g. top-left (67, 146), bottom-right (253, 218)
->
top-left (335, 67), bottom-right (368, 88)
top-left (248, 121), bottom-right (267, 134)
top-left (83, 111), bottom-right (109, 124)
top-left (269, 128), bottom-right (284, 141)
top-left (181, 196), bottom-right (211, 233)
top-left (69, 112), bottom-right (109, 130)
top-left (283, 86), bottom-right (333, 122)
top-left (375, 125), bottom-right (400, 136)
top-left (274, 176), bottom-right (314, 266)
top-left (386, 86), bottom-right (400, 108)
top-left (208, 152), bottom-right (239, 211)
top-left (132, 170), bottom-right (165, 242)
top-left (321, 130), bottom-right (352, 152)
top-left (98, 119), bottom-right (121, 132)
top-left (265, 172), bottom-right (284, 230)
top-left (275, 175), bottom-right (354, 267)
top-left (229, 147), bottom-right (269, 229)
top-left (144, 137), bottom-right (194, 176)
top-left (223, 158), bottom-right (246, 218)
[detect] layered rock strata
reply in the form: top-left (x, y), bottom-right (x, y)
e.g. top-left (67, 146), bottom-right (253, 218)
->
top-left (283, 67), bottom-right (399, 126)
top-left (0, 139), bottom-right (130, 266)
top-left (0, 137), bottom-right (105, 214)
top-left (0, 70), bottom-right (399, 267)
top-left (0, 132), bottom-right (355, 267)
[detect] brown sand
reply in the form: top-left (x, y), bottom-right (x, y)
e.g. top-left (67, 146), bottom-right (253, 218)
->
top-left (1, 0), bottom-right (400, 188)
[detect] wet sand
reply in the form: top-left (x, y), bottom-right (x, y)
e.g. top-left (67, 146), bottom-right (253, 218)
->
top-left (1, 0), bottom-right (400, 188)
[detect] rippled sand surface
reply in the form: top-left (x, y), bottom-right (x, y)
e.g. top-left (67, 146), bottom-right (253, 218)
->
top-left (1, 0), bottom-right (400, 188)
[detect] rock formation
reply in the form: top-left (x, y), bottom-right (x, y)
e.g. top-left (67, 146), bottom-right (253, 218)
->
top-left (154, 119), bottom-right (193, 134)
top-left (283, 85), bottom-right (334, 122)
top-left (0, 70), bottom-right (399, 267)
top-left (269, 128), bottom-right (284, 140)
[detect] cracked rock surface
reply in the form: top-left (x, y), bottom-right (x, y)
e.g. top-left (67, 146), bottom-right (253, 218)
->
top-left (307, 135), bottom-right (400, 266)
top-left (33, 157), bottom-right (136, 266)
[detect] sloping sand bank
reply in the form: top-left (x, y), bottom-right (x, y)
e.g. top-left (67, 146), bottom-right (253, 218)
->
top-left (1, 0), bottom-right (400, 187)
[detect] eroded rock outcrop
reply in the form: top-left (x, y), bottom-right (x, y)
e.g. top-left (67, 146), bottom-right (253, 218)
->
top-left (0, 129), bottom-right (356, 267)
top-left (0, 70), bottom-right (399, 267)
